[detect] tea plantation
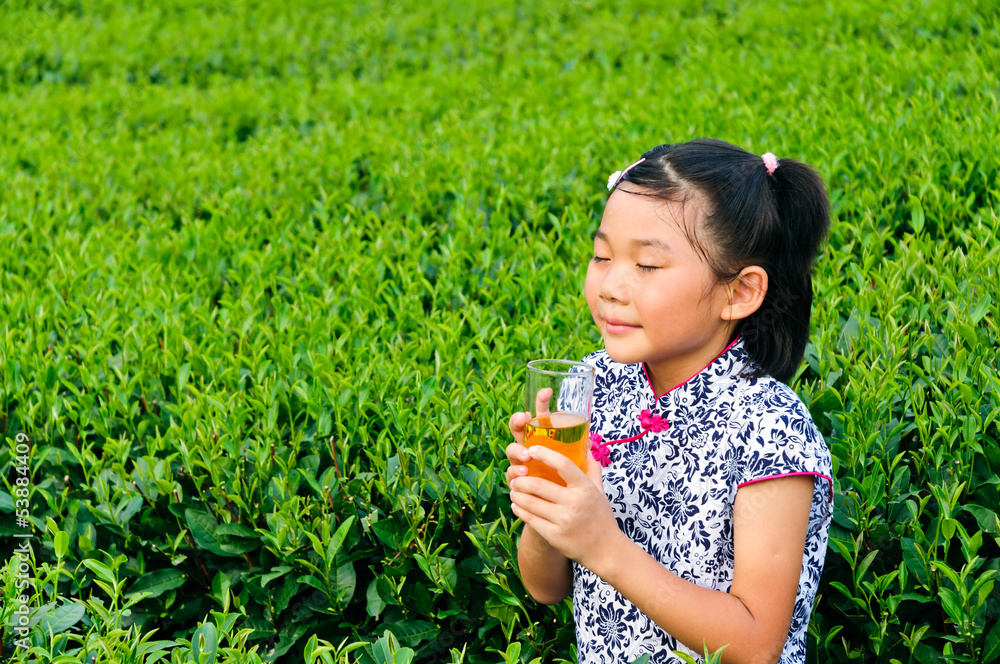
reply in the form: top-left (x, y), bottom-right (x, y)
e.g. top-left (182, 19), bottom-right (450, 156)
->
top-left (1, 0), bottom-right (999, 662)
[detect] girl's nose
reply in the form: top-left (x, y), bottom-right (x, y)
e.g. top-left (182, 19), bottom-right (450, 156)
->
top-left (599, 264), bottom-right (629, 304)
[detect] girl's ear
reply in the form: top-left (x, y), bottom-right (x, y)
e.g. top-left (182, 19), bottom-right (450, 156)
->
top-left (721, 266), bottom-right (768, 322)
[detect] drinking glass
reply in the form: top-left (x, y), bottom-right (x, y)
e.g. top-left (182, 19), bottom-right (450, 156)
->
top-left (523, 359), bottom-right (596, 486)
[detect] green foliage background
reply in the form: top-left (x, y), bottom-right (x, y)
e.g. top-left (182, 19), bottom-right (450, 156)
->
top-left (1, 0), bottom-right (999, 662)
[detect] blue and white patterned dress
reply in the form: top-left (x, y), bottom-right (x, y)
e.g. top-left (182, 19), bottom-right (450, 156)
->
top-left (573, 337), bottom-right (833, 664)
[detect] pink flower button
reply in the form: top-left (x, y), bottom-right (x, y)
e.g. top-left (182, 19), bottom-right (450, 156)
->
top-left (638, 409), bottom-right (670, 433)
top-left (590, 432), bottom-right (612, 467)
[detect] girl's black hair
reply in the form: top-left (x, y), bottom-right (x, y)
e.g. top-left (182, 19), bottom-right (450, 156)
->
top-left (618, 138), bottom-right (830, 383)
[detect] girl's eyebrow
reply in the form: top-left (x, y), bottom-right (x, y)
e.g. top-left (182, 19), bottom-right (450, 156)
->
top-left (633, 237), bottom-right (671, 252)
top-left (594, 229), bottom-right (670, 251)
top-left (593, 230), bottom-right (670, 252)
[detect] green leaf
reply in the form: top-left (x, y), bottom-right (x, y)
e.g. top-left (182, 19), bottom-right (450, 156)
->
top-left (983, 621), bottom-right (1000, 663)
top-left (963, 504), bottom-right (1000, 535)
top-left (82, 559), bottom-right (117, 586)
top-left (382, 620), bottom-right (439, 648)
top-left (957, 323), bottom-right (978, 349)
top-left (211, 571), bottom-right (231, 611)
top-left (273, 622), bottom-right (310, 658)
top-left (215, 523), bottom-right (258, 539)
top-left (971, 294), bottom-right (992, 324)
top-left (937, 586), bottom-right (964, 625)
top-left (370, 632), bottom-right (415, 664)
top-left (372, 517), bottom-right (406, 549)
top-left (37, 602), bottom-right (86, 636)
top-left (367, 578), bottom-right (386, 618)
top-left (116, 495), bottom-right (145, 527)
top-left (191, 621), bottom-right (218, 664)
top-left (830, 581), bottom-right (865, 608)
top-left (129, 569), bottom-right (186, 600)
top-left (304, 634), bottom-right (319, 664)
top-left (898, 592), bottom-right (934, 604)
top-left (276, 576), bottom-right (300, 614)
top-left (326, 515), bottom-right (356, 564)
top-left (855, 549), bottom-right (880, 583)
top-left (629, 656), bottom-right (652, 664)
top-left (54, 530), bottom-right (70, 558)
top-left (484, 596), bottom-right (517, 623)
top-left (177, 362), bottom-right (191, 395)
top-left (260, 566), bottom-right (292, 588)
top-left (218, 538), bottom-right (259, 555)
top-left (502, 642), bottom-right (522, 663)
top-left (809, 387), bottom-right (842, 418)
top-left (941, 517), bottom-right (957, 541)
top-left (336, 561), bottom-right (357, 605)
top-left (185, 509), bottom-right (238, 557)
top-left (298, 574), bottom-right (327, 594)
top-left (901, 538), bottom-right (929, 587)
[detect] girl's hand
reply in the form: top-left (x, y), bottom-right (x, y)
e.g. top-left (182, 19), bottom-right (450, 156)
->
top-left (504, 411), bottom-right (533, 487)
top-left (508, 445), bottom-right (621, 574)
top-left (504, 387), bottom-right (553, 487)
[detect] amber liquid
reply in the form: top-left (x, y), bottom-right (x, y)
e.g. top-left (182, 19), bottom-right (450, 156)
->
top-left (524, 412), bottom-right (589, 487)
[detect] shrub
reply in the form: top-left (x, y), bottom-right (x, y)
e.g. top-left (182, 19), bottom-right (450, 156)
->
top-left (1, 0), bottom-right (998, 662)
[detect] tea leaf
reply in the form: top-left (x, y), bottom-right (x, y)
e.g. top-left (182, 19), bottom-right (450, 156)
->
top-left (37, 602), bottom-right (86, 636)
top-left (81, 559), bottom-right (116, 587)
top-left (129, 569), bottom-right (186, 600)
top-left (184, 509), bottom-right (238, 558)
top-left (984, 622), bottom-right (1000, 664)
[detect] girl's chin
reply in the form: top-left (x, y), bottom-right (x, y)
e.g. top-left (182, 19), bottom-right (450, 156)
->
top-left (602, 343), bottom-right (644, 367)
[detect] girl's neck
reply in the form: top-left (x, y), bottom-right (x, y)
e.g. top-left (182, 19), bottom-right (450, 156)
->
top-left (644, 331), bottom-right (738, 397)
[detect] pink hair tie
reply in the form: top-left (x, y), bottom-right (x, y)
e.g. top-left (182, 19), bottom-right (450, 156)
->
top-left (761, 152), bottom-right (779, 175)
top-left (607, 157), bottom-right (646, 191)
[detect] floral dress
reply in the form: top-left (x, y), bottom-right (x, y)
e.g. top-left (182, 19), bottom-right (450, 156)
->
top-left (573, 337), bottom-right (833, 664)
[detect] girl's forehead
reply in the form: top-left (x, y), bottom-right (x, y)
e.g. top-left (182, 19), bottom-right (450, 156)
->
top-left (598, 189), bottom-right (697, 239)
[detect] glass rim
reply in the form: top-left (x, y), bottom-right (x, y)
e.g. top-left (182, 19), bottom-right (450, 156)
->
top-left (526, 359), bottom-right (596, 376)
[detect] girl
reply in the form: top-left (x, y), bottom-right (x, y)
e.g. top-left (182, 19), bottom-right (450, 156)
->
top-left (504, 139), bottom-right (833, 664)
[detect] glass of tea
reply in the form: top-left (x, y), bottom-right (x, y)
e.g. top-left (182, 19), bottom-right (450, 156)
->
top-left (523, 359), bottom-right (596, 486)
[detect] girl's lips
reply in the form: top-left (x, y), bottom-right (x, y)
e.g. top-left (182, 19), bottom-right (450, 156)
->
top-left (604, 318), bottom-right (641, 335)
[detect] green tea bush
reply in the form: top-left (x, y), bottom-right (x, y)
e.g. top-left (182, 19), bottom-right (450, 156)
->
top-left (1, 0), bottom-right (998, 662)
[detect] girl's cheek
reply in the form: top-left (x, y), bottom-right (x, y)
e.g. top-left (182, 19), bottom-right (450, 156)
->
top-left (584, 268), bottom-right (601, 313)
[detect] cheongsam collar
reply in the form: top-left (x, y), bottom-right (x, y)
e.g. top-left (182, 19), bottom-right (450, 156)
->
top-left (591, 336), bottom-right (749, 463)
top-left (641, 335), bottom-right (748, 414)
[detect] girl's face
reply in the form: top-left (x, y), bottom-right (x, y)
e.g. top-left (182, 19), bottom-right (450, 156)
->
top-left (584, 186), bottom-right (736, 393)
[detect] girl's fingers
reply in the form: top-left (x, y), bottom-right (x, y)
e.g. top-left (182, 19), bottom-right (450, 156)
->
top-left (504, 441), bottom-right (531, 464)
top-left (533, 387), bottom-right (552, 419)
top-left (509, 489), bottom-right (558, 524)
top-left (507, 411), bottom-right (532, 445)
top-left (524, 445), bottom-right (589, 488)
top-left (509, 473), bottom-right (567, 503)
top-left (505, 463), bottom-right (528, 484)
top-left (503, 435), bottom-right (531, 489)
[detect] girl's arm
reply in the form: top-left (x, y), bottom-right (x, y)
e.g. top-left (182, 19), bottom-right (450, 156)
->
top-left (517, 523), bottom-right (573, 604)
top-left (505, 413), bottom-right (575, 604)
top-left (509, 446), bottom-right (815, 664)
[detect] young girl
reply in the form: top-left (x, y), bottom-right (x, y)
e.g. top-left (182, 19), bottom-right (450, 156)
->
top-left (504, 139), bottom-right (833, 664)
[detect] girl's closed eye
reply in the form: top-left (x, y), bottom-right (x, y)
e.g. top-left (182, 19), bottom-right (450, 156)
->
top-left (637, 264), bottom-right (660, 272)
top-left (591, 255), bottom-right (609, 264)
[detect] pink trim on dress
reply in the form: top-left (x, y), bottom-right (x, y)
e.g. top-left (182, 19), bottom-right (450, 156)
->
top-left (642, 335), bottom-right (742, 400)
top-left (737, 472), bottom-right (834, 502)
top-left (604, 429), bottom-right (651, 446)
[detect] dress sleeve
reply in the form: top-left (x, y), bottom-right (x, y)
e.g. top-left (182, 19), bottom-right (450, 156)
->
top-left (733, 380), bottom-right (834, 502)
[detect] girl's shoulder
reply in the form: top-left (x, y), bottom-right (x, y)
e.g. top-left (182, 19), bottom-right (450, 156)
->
top-left (729, 371), bottom-right (833, 486)
top-left (732, 371), bottom-right (814, 421)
